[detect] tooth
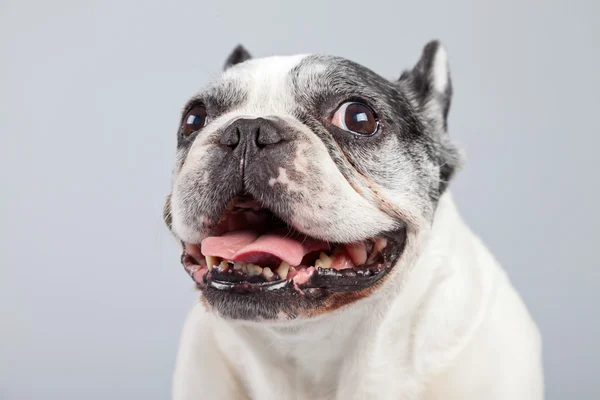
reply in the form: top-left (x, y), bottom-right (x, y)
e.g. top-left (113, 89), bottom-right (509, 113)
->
top-left (367, 237), bottom-right (389, 263)
top-left (241, 263), bottom-right (249, 274)
top-left (262, 267), bottom-right (274, 280)
top-left (247, 263), bottom-right (263, 276)
top-left (345, 243), bottom-right (367, 265)
top-left (374, 237), bottom-right (388, 252)
top-left (318, 252), bottom-right (333, 269)
top-left (206, 256), bottom-right (217, 271)
top-left (218, 260), bottom-right (229, 272)
top-left (233, 262), bottom-right (243, 271)
top-left (277, 261), bottom-right (290, 279)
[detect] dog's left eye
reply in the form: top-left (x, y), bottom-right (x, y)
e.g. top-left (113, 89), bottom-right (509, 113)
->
top-left (332, 102), bottom-right (379, 136)
top-left (183, 105), bottom-right (209, 136)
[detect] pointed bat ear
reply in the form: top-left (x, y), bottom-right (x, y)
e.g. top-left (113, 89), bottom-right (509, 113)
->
top-left (223, 45), bottom-right (252, 70)
top-left (400, 40), bottom-right (463, 194)
top-left (400, 40), bottom-right (452, 129)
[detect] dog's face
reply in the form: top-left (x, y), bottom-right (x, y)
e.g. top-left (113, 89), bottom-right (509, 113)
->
top-left (164, 41), bottom-right (462, 320)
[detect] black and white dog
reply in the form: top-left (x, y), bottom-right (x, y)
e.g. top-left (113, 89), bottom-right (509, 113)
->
top-left (164, 41), bottom-right (543, 399)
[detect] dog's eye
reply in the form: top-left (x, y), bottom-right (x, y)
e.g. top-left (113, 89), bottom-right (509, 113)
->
top-left (332, 102), bottom-right (379, 136)
top-left (183, 105), bottom-right (209, 136)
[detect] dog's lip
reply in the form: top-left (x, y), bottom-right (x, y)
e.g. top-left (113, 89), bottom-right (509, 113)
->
top-left (181, 227), bottom-right (407, 295)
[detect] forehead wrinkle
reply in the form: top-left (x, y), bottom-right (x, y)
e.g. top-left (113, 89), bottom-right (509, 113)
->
top-left (205, 55), bottom-right (311, 117)
top-left (292, 56), bottom-right (413, 116)
top-left (182, 78), bottom-right (248, 120)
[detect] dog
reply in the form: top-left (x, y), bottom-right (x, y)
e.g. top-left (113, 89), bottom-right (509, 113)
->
top-left (164, 41), bottom-right (543, 399)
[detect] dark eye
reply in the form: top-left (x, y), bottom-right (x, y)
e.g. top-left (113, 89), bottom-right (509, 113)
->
top-left (182, 105), bottom-right (209, 136)
top-left (332, 102), bottom-right (379, 136)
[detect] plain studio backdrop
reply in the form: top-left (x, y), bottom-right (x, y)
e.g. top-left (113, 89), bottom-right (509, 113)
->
top-left (1, 0), bottom-right (598, 399)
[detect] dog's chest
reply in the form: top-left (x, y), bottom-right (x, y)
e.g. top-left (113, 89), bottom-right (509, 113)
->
top-left (220, 316), bottom-right (413, 400)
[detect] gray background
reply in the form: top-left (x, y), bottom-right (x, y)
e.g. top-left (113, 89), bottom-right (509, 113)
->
top-left (1, 0), bottom-right (598, 399)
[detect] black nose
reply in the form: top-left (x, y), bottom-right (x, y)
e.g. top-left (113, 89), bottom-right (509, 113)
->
top-left (220, 118), bottom-right (284, 149)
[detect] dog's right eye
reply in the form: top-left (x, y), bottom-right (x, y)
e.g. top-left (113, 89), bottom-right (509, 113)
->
top-left (183, 105), bottom-right (209, 136)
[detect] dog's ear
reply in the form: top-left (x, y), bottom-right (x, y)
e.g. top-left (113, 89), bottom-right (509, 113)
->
top-left (400, 40), bottom-right (463, 194)
top-left (223, 45), bottom-right (252, 70)
top-left (400, 40), bottom-right (452, 131)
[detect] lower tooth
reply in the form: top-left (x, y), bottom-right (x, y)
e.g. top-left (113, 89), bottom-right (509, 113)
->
top-left (206, 256), bottom-right (217, 271)
top-left (218, 261), bottom-right (229, 272)
top-left (262, 267), bottom-right (274, 280)
top-left (277, 261), bottom-right (290, 280)
top-left (247, 263), bottom-right (262, 276)
top-left (316, 252), bottom-right (332, 269)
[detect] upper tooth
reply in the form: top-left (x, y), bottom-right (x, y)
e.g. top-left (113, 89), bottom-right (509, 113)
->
top-left (345, 243), bottom-right (367, 265)
top-left (262, 267), bottom-right (274, 279)
top-left (316, 252), bottom-right (332, 269)
top-left (247, 263), bottom-right (262, 276)
top-left (367, 237), bottom-right (388, 263)
top-left (374, 237), bottom-right (388, 252)
top-left (206, 256), bottom-right (217, 271)
top-left (277, 261), bottom-right (290, 279)
top-left (233, 262), bottom-right (243, 271)
top-left (218, 260), bottom-right (229, 272)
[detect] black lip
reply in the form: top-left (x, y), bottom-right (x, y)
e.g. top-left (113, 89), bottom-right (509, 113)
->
top-left (195, 227), bottom-right (407, 296)
top-left (207, 277), bottom-right (294, 294)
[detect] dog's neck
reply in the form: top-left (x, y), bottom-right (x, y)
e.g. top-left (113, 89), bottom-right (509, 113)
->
top-left (210, 193), bottom-right (498, 396)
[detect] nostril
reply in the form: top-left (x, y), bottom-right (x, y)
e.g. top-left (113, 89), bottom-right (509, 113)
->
top-left (256, 125), bottom-right (283, 148)
top-left (221, 118), bottom-right (287, 150)
top-left (220, 126), bottom-right (241, 148)
top-left (254, 127), bottom-right (267, 149)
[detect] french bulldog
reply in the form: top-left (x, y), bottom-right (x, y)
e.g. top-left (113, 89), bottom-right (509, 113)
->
top-left (164, 41), bottom-right (543, 399)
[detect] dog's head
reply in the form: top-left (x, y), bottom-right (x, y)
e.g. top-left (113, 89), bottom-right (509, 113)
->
top-left (164, 41), bottom-right (462, 320)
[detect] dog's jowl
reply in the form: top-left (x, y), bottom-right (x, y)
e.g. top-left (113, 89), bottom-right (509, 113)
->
top-left (165, 41), bottom-right (543, 400)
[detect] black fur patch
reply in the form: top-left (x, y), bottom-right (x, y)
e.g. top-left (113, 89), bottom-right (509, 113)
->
top-left (223, 44), bottom-right (252, 70)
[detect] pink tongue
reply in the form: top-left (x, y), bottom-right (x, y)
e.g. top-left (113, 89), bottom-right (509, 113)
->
top-left (200, 229), bottom-right (329, 267)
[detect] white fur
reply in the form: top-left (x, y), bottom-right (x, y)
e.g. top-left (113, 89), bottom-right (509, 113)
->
top-left (431, 46), bottom-right (449, 93)
top-left (224, 55), bottom-right (308, 116)
top-left (172, 194), bottom-right (543, 399)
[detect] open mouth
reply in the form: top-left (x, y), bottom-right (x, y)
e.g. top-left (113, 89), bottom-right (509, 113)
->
top-left (181, 196), bottom-right (406, 295)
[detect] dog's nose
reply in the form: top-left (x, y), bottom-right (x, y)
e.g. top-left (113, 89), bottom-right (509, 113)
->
top-left (220, 118), bottom-right (284, 149)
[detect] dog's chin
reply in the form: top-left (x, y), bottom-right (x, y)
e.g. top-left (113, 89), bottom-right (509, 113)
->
top-left (179, 196), bottom-right (407, 320)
